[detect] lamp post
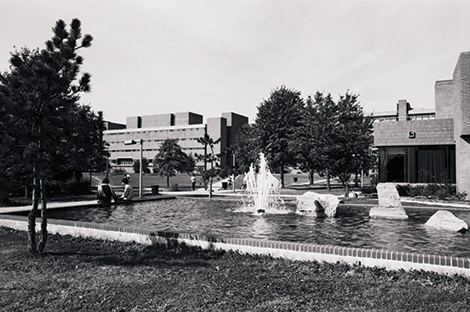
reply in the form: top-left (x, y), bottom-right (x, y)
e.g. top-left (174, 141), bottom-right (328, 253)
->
top-left (124, 139), bottom-right (143, 198)
top-left (232, 153), bottom-right (236, 192)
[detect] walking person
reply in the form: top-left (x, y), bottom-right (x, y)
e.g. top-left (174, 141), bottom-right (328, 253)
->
top-left (191, 174), bottom-right (196, 191)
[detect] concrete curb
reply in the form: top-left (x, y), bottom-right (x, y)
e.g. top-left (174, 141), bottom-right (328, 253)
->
top-left (1, 214), bottom-right (469, 277)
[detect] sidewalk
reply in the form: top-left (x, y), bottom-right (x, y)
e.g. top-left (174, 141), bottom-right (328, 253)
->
top-left (0, 194), bottom-right (176, 214)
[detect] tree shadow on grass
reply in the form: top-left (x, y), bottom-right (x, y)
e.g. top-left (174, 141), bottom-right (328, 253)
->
top-left (45, 237), bottom-right (226, 268)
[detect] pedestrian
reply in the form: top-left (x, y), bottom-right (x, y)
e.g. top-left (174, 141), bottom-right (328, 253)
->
top-left (97, 178), bottom-right (119, 205)
top-left (120, 178), bottom-right (134, 201)
top-left (191, 174), bottom-right (196, 191)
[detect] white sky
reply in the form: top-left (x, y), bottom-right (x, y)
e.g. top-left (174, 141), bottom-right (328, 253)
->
top-left (1, 0), bottom-right (469, 124)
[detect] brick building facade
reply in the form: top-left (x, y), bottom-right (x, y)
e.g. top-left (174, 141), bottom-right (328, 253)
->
top-left (374, 51), bottom-right (470, 198)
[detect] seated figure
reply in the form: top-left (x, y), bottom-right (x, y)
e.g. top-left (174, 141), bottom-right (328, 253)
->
top-left (120, 178), bottom-right (134, 201)
top-left (97, 178), bottom-right (119, 205)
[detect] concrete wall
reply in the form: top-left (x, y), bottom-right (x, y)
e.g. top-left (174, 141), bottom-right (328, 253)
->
top-left (397, 100), bottom-right (410, 121)
top-left (141, 114), bottom-right (173, 128)
top-left (452, 52), bottom-right (470, 198)
top-left (126, 116), bottom-right (141, 129)
top-left (374, 119), bottom-right (454, 146)
top-left (174, 112), bottom-right (203, 126)
top-left (435, 80), bottom-right (454, 119)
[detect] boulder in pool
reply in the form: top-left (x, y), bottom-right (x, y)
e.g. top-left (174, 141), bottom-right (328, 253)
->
top-left (296, 192), bottom-right (339, 217)
top-left (424, 210), bottom-right (468, 233)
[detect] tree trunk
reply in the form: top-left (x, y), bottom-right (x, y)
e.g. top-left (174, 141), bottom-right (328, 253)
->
top-left (326, 169), bottom-right (331, 191)
top-left (209, 176), bottom-right (213, 198)
top-left (166, 175), bottom-right (170, 187)
top-left (28, 176), bottom-right (39, 254)
top-left (308, 170), bottom-right (314, 185)
top-left (280, 164), bottom-right (285, 188)
top-left (37, 177), bottom-right (47, 253)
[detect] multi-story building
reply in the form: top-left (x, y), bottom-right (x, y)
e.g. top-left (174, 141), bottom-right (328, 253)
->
top-left (103, 111), bottom-right (248, 171)
top-left (373, 51), bottom-right (470, 198)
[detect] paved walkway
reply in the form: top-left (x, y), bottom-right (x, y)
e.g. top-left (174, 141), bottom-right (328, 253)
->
top-left (0, 194), bottom-right (176, 214)
top-left (3, 186), bottom-right (470, 214)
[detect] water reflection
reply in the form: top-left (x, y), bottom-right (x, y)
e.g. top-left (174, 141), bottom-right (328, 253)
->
top-left (45, 198), bottom-right (470, 258)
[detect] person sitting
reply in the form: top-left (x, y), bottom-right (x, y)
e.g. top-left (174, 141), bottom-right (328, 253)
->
top-left (97, 178), bottom-right (119, 205)
top-left (120, 178), bottom-right (134, 201)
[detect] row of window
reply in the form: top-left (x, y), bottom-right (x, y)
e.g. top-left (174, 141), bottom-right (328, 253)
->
top-left (108, 147), bottom-right (204, 153)
top-left (105, 128), bottom-right (204, 136)
top-left (106, 137), bottom-right (201, 144)
top-left (374, 115), bottom-right (436, 122)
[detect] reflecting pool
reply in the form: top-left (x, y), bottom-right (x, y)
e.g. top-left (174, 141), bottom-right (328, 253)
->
top-left (46, 197), bottom-right (470, 258)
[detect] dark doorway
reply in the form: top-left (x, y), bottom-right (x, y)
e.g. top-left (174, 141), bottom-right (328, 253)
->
top-left (386, 153), bottom-right (405, 182)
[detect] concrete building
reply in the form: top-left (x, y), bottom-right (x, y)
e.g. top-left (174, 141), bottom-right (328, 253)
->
top-left (373, 51), bottom-right (470, 198)
top-left (103, 112), bottom-right (248, 171)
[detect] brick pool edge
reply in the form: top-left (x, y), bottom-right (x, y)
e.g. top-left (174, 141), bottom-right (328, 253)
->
top-left (1, 214), bottom-right (469, 277)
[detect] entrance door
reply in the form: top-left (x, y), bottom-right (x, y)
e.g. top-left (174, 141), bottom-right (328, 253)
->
top-left (386, 153), bottom-right (405, 182)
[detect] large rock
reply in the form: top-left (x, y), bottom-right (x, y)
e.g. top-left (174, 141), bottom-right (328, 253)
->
top-left (296, 192), bottom-right (340, 217)
top-left (369, 207), bottom-right (409, 220)
top-left (425, 210), bottom-right (468, 233)
top-left (377, 183), bottom-right (403, 208)
top-left (369, 183), bottom-right (408, 220)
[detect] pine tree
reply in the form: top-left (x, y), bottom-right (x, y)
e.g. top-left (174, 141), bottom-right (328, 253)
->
top-left (0, 19), bottom-right (94, 253)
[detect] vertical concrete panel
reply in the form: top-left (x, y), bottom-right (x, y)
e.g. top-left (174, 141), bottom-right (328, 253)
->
top-left (453, 52), bottom-right (470, 198)
top-left (435, 80), bottom-right (454, 119)
top-left (126, 116), bottom-right (141, 129)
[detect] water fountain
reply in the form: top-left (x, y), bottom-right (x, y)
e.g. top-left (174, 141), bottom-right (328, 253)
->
top-left (242, 153), bottom-right (286, 214)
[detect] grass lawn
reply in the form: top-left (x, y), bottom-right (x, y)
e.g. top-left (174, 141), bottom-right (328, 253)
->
top-left (1, 227), bottom-right (470, 311)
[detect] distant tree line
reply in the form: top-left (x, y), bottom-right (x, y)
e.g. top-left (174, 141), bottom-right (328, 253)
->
top-left (231, 86), bottom-right (375, 195)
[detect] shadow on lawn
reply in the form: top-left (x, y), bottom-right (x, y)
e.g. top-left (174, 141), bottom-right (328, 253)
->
top-left (45, 237), bottom-right (227, 268)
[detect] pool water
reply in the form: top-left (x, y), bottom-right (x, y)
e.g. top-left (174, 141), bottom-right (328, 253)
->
top-left (46, 197), bottom-right (470, 258)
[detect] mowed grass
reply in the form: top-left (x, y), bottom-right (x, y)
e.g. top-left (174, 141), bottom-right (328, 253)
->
top-left (1, 227), bottom-right (470, 312)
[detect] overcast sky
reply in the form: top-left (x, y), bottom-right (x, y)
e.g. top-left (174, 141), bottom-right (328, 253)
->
top-left (1, 0), bottom-right (469, 124)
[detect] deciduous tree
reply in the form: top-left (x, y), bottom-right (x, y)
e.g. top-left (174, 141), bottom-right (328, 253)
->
top-left (231, 124), bottom-right (260, 174)
top-left (153, 139), bottom-right (195, 187)
top-left (133, 157), bottom-right (150, 174)
top-left (255, 86), bottom-right (304, 187)
top-left (300, 91), bottom-right (373, 195)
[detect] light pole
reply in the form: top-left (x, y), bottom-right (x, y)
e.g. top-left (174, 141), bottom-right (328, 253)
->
top-left (232, 153), bottom-right (236, 192)
top-left (124, 139), bottom-right (143, 198)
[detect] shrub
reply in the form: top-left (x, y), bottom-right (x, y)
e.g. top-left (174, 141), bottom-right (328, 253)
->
top-left (360, 185), bottom-right (376, 194)
top-left (46, 178), bottom-right (91, 196)
top-left (396, 183), bottom-right (467, 201)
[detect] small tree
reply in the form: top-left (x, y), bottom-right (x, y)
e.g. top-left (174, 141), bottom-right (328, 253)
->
top-left (154, 139), bottom-right (195, 187)
top-left (133, 157), bottom-right (149, 173)
top-left (0, 19), bottom-right (93, 253)
top-left (196, 133), bottom-right (220, 198)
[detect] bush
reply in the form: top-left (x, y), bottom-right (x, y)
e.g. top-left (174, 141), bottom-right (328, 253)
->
top-left (396, 183), bottom-right (467, 201)
top-left (46, 178), bottom-right (91, 196)
top-left (360, 185), bottom-right (376, 194)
